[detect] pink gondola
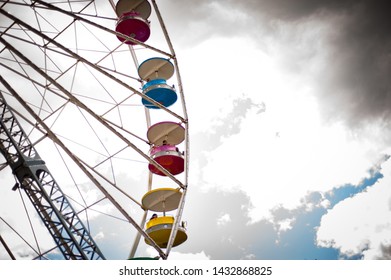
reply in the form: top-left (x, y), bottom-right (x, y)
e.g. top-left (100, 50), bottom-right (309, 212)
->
top-left (116, 11), bottom-right (150, 45)
top-left (149, 144), bottom-right (184, 176)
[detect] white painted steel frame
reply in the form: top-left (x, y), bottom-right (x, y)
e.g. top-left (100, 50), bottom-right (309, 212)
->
top-left (0, 0), bottom-right (189, 260)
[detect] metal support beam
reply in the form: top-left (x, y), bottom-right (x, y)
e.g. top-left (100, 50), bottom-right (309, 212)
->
top-left (0, 81), bottom-right (105, 260)
top-left (0, 75), bottom-right (167, 259)
top-left (0, 234), bottom-right (16, 260)
top-left (151, 0), bottom-right (190, 257)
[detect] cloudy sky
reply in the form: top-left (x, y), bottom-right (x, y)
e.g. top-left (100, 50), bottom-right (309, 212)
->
top-left (160, 0), bottom-right (391, 260)
top-left (1, 0), bottom-right (391, 261)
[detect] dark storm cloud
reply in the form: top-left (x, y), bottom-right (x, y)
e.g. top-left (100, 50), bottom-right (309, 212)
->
top-left (311, 0), bottom-right (391, 128)
top-left (376, 244), bottom-right (391, 260)
top-left (164, 0), bottom-right (391, 128)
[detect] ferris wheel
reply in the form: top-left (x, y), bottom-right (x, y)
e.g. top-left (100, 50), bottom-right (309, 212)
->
top-left (0, 0), bottom-right (189, 260)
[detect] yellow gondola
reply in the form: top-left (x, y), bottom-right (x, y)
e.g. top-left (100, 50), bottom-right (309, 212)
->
top-left (145, 216), bottom-right (187, 248)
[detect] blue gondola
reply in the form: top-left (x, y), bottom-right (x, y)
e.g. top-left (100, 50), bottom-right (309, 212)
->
top-left (141, 79), bottom-right (177, 109)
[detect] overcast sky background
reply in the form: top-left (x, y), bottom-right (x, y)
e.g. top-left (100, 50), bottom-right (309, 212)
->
top-left (159, 0), bottom-right (391, 260)
top-left (1, 0), bottom-right (391, 260)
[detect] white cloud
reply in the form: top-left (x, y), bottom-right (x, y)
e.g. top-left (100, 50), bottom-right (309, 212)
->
top-left (217, 213), bottom-right (231, 226)
top-left (144, 247), bottom-right (210, 260)
top-left (316, 158), bottom-right (391, 259)
top-left (179, 37), bottom-right (275, 134)
top-left (94, 231), bottom-right (105, 241)
top-left (276, 218), bottom-right (294, 232)
top-left (168, 250), bottom-right (211, 260)
top-left (181, 25), bottom-right (386, 227)
top-left (202, 84), bottom-right (381, 223)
